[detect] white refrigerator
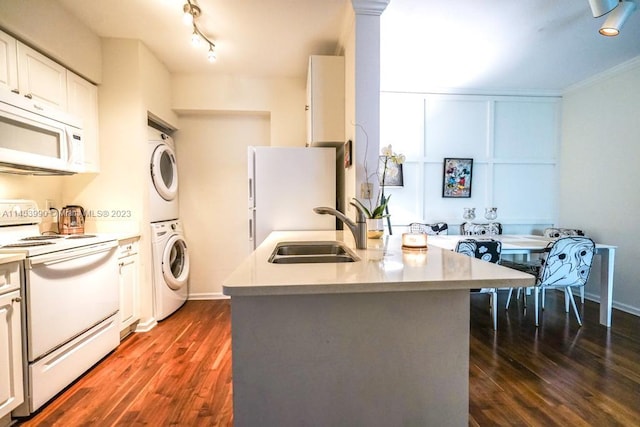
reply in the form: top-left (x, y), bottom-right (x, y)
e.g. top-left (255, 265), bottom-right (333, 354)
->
top-left (248, 146), bottom-right (336, 250)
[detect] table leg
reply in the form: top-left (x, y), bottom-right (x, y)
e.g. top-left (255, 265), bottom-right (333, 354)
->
top-left (598, 247), bottom-right (615, 327)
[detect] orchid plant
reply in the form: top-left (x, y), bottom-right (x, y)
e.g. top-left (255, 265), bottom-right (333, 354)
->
top-left (353, 144), bottom-right (405, 219)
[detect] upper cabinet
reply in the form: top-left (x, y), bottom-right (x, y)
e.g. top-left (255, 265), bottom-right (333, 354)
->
top-left (16, 42), bottom-right (68, 111)
top-left (67, 71), bottom-right (100, 172)
top-left (0, 29), bottom-right (100, 173)
top-left (0, 31), bottom-right (18, 93)
top-left (306, 55), bottom-right (345, 146)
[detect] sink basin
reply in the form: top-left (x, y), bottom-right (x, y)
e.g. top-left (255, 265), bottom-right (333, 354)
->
top-left (268, 241), bottom-right (359, 264)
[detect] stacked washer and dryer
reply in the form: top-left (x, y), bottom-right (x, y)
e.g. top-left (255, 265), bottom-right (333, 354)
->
top-left (148, 127), bottom-right (190, 321)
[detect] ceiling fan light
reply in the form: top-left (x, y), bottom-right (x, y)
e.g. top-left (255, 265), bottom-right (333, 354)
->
top-left (588, 0), bottom-right (619, 17)
top-left (599, 0), bottom-right (637, 36)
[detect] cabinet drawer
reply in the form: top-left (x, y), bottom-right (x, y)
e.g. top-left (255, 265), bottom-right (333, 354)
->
top-left (0, 262), bottom-right (20, 295)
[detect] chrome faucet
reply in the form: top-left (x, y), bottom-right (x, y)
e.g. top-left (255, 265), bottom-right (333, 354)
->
top-left (313, 202), bottom-right (368, 249)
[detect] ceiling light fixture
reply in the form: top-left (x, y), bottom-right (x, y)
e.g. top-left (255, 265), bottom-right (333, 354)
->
top-left (182, 0), bottom-right (217, 62)
top-left (599, 0), bottom-right (637, 36)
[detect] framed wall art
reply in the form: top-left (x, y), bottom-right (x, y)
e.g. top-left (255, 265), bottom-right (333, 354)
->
top-left (442, 158), bottom-right (473, 198)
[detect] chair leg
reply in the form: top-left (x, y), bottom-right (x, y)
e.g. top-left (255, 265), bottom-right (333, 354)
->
top-left (565, 287), bottom-right (583, 326)
top-left (534, 287), bottom-right (540, 327)
top-left (580, 286), bottom-right (585, 304)
top-left (505, 288), bottom-right (513, 309)
top-left (491, 290), bottom-right (497, 330)
top-left (564, 289), bottom-right (570, 313)
top-left (541, 288), bottom-right (546, 310)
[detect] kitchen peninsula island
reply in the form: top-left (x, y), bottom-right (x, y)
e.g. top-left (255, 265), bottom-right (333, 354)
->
top-left (223, 231), bottom-right (534, 426)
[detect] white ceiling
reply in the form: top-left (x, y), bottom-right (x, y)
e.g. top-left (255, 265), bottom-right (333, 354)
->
top-left (57, 0), bottom-right (640, 93)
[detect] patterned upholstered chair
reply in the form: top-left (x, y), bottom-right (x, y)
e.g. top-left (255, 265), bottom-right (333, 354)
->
top-left (543, 227), bottom-right (585, 238)
top-left (503, 236), bottom-right (595, 326)
top-left (408, 222), bottom-right (448, 235)
top-left (455, 238), bottom-right (502, 330)
top-left (543, 227), bottom-right (587, 303)
top-left (460, 222), bottom-right (502, 236)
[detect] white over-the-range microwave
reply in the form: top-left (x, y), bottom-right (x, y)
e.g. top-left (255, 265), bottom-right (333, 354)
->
top-left (0, 90), bottom-right (84, 175)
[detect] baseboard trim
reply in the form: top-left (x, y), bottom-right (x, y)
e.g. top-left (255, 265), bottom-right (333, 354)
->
top-left (188, 292), bottom-right (230, 300)
top-left (583, 291), bottom-right (640, 318)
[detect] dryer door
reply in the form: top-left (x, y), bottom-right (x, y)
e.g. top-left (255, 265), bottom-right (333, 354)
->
top-left (162, 235), bottom-right (190, 291)
top-left (150, 143), bottom-right (179, 201)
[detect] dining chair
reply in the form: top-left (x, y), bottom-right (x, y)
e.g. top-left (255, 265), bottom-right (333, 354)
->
top-left (454, 238), bottom-right (502, 330)
top-left (543, 227), bottom-right (585, 238)
top-left (408, 222), bottom-right (448, 235)
top-left (543, 227), bottom-right (588, 304)
top-left (460, 222), bottom-right (502, 236)
top-left (502, 236), bottom-right (595, 326)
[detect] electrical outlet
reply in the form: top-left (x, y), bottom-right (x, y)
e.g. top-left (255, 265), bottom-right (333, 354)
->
top-left (360, 182), bottom-right (373, 199)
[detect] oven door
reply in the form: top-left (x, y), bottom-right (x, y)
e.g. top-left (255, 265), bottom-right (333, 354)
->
top-left (25, 241), bottom-right (118, 361)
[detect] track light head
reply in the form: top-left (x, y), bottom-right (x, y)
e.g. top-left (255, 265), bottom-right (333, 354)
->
top-left (182, 2), bottom-right (201, 26)
top-left (599, 0), bottom-right (637, 36)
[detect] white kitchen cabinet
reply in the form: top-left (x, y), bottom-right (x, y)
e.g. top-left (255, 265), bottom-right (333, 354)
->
top-left (0, 261), bottom-right (24, 419)
top-left (17, 41), bottom-right (68, 112)
top-left (67, 71), bottom-right (100, 172)
top-left (118, 239), bottom-right (140, 339)
top-left (306, 55), bottom-right (345, 145)
top-left (0, 31), bottom-right (18, 94)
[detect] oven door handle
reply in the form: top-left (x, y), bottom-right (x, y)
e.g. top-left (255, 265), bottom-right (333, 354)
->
top-left (27, 241), bottom-right (117, 267)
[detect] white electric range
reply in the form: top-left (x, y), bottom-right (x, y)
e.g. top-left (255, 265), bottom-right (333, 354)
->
top-left (0, 199), bottom-right (120, 417)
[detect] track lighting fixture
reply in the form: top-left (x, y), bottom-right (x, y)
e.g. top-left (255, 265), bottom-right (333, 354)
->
top-left (589, 0), bottom-right (638, 36)
top-left (182, 0), bottom-right (217, 62)
top-left (599, 0), bottom-right (637, 36)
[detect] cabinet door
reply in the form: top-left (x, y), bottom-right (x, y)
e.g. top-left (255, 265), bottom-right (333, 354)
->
top-left (0, 289), bottom-right (24, 418)
top-left (306, 55), bottom-right (345, 145)
top-left (0, 30), bottom-right (18, 94)
top-left (67, 71), bottom-right (100, 172)
top-left (17, 41), bottom-right (67, 111)
top-left (119, 252), bottom-right (139, 336)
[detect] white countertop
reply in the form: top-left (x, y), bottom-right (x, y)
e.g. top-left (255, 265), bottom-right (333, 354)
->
top-left (223, 230), bottom-right (535, 296)
top-left (0, 253), bottom-right (25, 264)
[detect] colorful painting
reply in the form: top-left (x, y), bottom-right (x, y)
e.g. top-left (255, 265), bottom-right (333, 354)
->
top-left (442, 158), bottom-right (473, 198)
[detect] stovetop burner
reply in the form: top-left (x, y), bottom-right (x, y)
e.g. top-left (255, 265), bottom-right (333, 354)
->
top-left (65, 234), bottom-right (97, 239)
top-left (2, 241), bottom-right (55, 248)
top-left (21, 235), bottom-right (65, 241)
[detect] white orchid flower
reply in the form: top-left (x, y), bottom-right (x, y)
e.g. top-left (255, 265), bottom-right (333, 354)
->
top-left (394, 154), bottom-right (405, 164)
top-left (381, 144), bottom-right (393, 157)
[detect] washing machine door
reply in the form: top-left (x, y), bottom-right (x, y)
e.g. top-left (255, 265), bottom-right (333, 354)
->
top-left (150, 143), bottom-right (179, 201)
top-left (162, 235), bottom-right (189, 291)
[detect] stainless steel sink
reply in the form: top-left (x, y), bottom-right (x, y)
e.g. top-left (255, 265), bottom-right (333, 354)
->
top-left (268, 241), bottom-right (359, 264)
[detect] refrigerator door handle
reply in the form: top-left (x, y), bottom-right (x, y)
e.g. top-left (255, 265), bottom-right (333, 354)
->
top-left (248, 217), bottom-right (254, 241)
top-left (248, 177), bottom-right (253, 201)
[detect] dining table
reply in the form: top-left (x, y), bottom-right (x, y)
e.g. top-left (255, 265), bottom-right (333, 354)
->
top-left (427, 234), bottom-right (617, 327)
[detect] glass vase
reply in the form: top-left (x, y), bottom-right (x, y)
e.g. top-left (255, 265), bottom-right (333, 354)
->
top-left (367, 218), bottom-right (384, 239)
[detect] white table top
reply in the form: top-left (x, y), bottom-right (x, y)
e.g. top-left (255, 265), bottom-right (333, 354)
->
top-left (223, 230), bottom-right (535, 297)
top-left (427, 234), bottom-right (617, 252)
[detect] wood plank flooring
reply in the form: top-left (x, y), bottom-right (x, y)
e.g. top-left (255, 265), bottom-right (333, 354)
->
top-left (16, 291), bottom-right (640, 426)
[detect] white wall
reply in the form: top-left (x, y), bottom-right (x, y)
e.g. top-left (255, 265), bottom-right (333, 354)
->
top-left (170, 74), bottom-right (309, 295)
top-left (172, 74), bottom-right (306, 147)
top-left (561, 58), bottom-right (640, 315)
top-left (174, 113), bottom-right (270, 297)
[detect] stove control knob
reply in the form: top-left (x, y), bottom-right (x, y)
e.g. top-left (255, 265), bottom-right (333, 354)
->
top-left (12, 297), bottom-right (22, 303)
top-left (171, 224), bottom-right (176, 230)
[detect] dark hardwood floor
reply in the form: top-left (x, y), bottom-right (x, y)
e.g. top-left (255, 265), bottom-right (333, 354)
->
top-left (16, 291), bottom-right (640, 426)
